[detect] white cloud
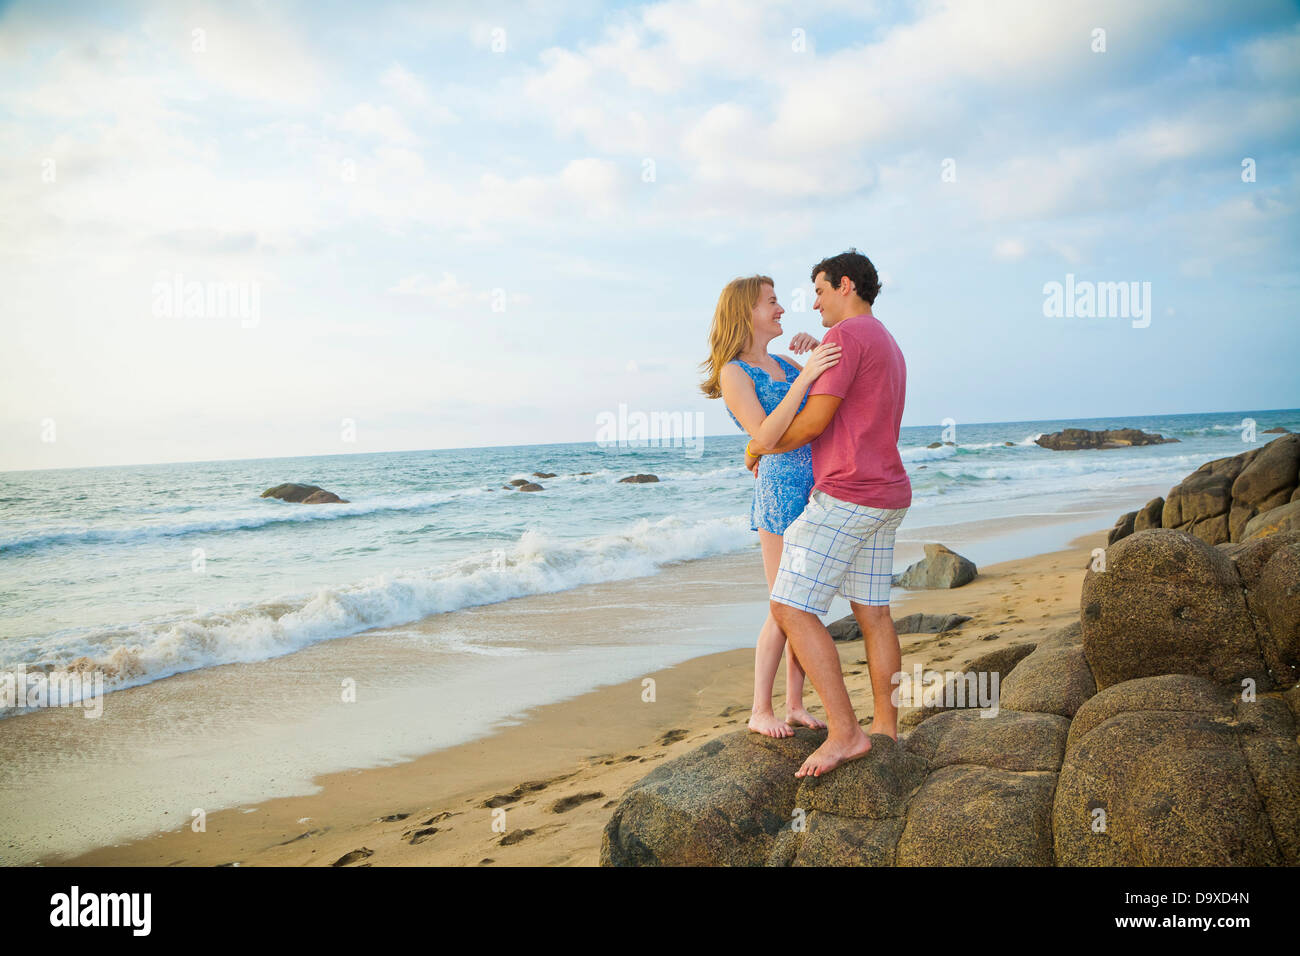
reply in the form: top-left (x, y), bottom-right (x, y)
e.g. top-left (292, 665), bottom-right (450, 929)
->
top-left (994, 239), bottom-right (1027, 261)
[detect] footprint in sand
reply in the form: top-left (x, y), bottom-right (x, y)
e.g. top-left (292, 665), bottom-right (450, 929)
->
top-left (482, 780), bottom-right (551, 808)
top-left (332, 847), bottom-right (374, 867)
top-left (550, 791), bottom-right (606, 813)
top-left (658, 728), bottom-right (689, 746)
top-left (404, 827), bottom-right (438, 845)
top-left (275, 828), bottom-right (328, 846)
top-left (499, 828), bottom-right (535, 846)
top-left (376, 812), bottom-right (409, 822)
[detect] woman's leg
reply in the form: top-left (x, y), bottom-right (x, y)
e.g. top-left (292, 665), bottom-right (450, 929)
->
top-left (760, 528), bottom-right (827, 730)
top-left (749, 529), bottom-right (793, 737)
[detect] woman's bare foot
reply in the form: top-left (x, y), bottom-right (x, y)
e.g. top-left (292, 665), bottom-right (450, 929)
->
top-left (795, 729), bottom-right (873, 777)
top-left (785, 707), bottom-right (827, 730)
top-left (749, 710), bottom-right (794, 738)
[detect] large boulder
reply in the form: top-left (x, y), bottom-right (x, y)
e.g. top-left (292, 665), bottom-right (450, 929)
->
top-left (894, 764), bottom-right (1058, 866)
top-left (1250, 542), bottom-right (1300, 688)
top-left (1104, 438), bottom-right (1300, 547)
top-left (1232, 434), bottom-right (1300, 511)
top-left (601, 729), bottom-right (820, 866)
top-left (1244, 500), bottom-right (1300, 541)
top-left (893, 544), bottom-right (977, 589)
top-left (1080, 529), bottom-right (1270, 690)
top-left (999, 624), bottom-right (1097, 718)
top-left (1054, 675), bottom-right (1299, 865)
top-left (1108, 510), bottom-right (1137, 546)
top-left (1132, 497), bottom-right (1164, 532)
top-left (899, 641), bottom-right (1037, 729)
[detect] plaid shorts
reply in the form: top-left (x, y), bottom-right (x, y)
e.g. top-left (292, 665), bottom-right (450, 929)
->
top-left (770, 489), bottom-right (908, 614)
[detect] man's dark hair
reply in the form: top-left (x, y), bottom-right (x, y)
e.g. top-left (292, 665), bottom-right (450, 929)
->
top-left (810, 249), bottom-right (881, 305)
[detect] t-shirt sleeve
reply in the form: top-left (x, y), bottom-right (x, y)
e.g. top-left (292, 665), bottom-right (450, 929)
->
top-left (808, 324), bottom-right (860, 399)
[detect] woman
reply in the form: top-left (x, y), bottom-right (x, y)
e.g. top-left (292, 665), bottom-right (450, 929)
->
top-left (699, 275), bottom-right (841, 738)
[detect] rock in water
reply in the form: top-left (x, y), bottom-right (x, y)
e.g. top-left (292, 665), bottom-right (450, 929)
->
top-left (618, 474), bottom-right (659, 483)
top-left (1034, 428), bottom-right (1177, 451)
top-left (261, 483), bottom-right (349, 504)
top-left (892, 544), bottom-right (977, 589)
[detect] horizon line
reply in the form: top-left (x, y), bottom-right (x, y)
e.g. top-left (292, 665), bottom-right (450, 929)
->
top-left (2, 405), bottom-right (1295, 476)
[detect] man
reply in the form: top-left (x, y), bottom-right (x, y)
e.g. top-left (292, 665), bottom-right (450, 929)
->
top-left (746, 249), bottom-right (911, 778)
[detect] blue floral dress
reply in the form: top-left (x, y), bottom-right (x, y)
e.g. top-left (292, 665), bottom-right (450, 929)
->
top-left (725, 355), bottom-right (815, 534)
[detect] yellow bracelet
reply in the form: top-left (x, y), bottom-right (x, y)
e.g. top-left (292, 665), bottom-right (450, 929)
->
top-left (746, 440), bottom-right (762, 458)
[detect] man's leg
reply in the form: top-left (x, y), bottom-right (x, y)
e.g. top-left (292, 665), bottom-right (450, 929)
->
top-left (769, 602), bottom-right (872, 776)
top-left (850, 603), bottom-right (902, 740)
top-left (841, 506), bottom-right (909, 740)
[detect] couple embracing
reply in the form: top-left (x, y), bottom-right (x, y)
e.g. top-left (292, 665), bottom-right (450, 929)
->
top-left (699, 250), bottom-right (911, 779)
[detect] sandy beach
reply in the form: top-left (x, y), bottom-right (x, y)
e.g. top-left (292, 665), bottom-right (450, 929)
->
top-left (42, 527), bottom-right (1103, 868)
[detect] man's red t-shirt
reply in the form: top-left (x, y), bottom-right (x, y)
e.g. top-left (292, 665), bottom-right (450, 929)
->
top-left (807, 313), bottom-right (912, 509)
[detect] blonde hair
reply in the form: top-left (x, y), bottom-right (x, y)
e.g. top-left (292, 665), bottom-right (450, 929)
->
top-left (699, 274), bottom-right (774, 399)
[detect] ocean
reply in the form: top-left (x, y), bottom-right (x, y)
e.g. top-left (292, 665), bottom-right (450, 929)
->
top-left (1, 408), bottom-right (1296, 717)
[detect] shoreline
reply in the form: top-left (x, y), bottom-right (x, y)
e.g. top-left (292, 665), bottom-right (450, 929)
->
top-left (43, 527), bottom-right (1106, 867)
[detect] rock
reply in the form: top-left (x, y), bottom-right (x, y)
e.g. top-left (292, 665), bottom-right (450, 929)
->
top-left (1004, 441), bottom-right (1015, 446)
top-left (1232, 434), bottom-right (1300, 510)
top-left (1263, 427), bottom-right (1291, 434)
top-left (261, 483), bottom-right (349, 504)
top-left (1250, 542), bottom-right (1300, 687)
top-left (1224, 530), bottom-right (1300, 589)
top-left (904, 708), bottom-right (1070, 773)
top-left (517, 482), bottom-right (544, 492)
top-left (301, 490), bottom-right (346, 504)
top-left (893, 544), bottom-right (977, 589)
top-left (999, 631), bottom-right (1097, 719)
top-left (1080, 529), bottom-right (1270, 690)
top-left (1108, 510), bottom-right (1137, 546)
top-left (1166, 470), bottom-right (1232, 530)
top-left (827, 615), bottom-right (860, 642)
top-left (507, 478), bottom-right (530, 487)
top-left (600, 729), bottom-right (819, 866)
top-left (893, 612), bottom-right (972, 634)
top-left (618, 474), bottom-right (660, 484)
top-left (1132, 497), bottom-right (1163, 532)
top-left (1035, 428), bottom-right (1177, 451)
top-left (896, 642), bottom-right (1038, 730)
top-left (533, 472), bottom-right (557, 478)
top-left (1054, 676), bottom-right (1299, 865)
top-left (1244, 500), bottom-right (1300, 541)
top-left (926, 441), bottom-right (942, 448)
top-left (895, 764), bottom-right (1058, 866)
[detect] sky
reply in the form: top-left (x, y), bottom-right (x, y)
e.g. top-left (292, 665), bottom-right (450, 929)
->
top-left (1, 0), bottom-right (1298, 471)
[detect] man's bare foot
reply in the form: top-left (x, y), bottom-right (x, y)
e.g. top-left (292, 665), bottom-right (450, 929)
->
top-left (795, 730), bottom-right (873, 777)
top-left (749, 711), bottom-right (794, 738)
top-left (785, 707), bottom-right (827, 730)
